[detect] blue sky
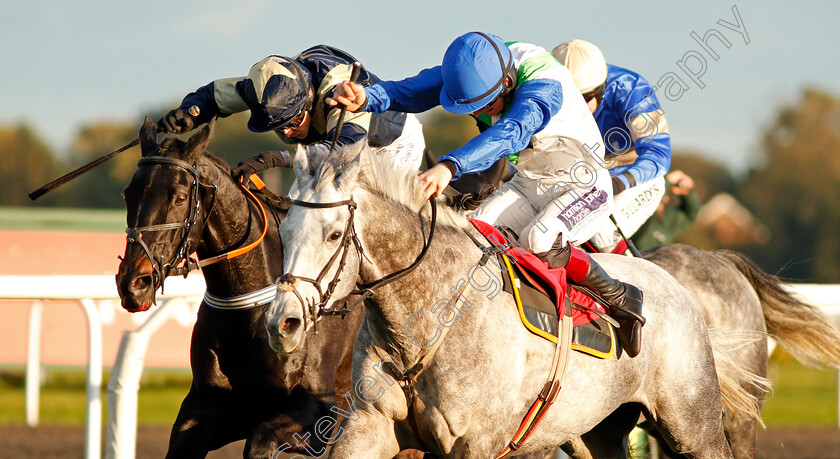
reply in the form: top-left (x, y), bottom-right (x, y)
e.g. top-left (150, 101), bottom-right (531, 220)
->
top-left (1, 0), bottom-right (838, 173)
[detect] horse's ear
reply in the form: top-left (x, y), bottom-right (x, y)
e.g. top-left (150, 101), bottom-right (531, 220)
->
top-left (184, 117), bottom-right (216, 159)
top-left (292, 143), bottom-right (311, 178)
top-left (139, 117), bottom-right (157, 157)
top-left (334, 142), bottom-right (363, 192)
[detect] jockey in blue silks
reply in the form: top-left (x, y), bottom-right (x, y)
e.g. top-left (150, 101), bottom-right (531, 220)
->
top-left (329, 32), bottom-right (645, 357)
top-left (553, 40), bottom-right (672, 247)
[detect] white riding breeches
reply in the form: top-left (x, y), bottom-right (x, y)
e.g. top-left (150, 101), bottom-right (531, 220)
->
top-left (470, 169), bottom-right (614, 253)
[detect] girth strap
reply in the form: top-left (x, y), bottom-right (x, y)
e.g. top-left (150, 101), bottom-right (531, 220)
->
top-left (496, 253), bottom-right (573, 458)
top-left (464, 227), bottom-right (574, 458)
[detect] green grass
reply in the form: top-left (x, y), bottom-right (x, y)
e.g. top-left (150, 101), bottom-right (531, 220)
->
top-left (0, 368), bottom-right (191, 426)
top-left (0, 206), bottom-right (125, 233)
top-left (762, 351), bottom-right (839, 426)
top-left (0, 354), bottom-right (836, 427)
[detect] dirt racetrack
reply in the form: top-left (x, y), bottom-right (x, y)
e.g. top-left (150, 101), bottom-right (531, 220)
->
top-left (0, 425), bottom-right (247, 459)
top-left (0, 425), bottom-right (838, 458)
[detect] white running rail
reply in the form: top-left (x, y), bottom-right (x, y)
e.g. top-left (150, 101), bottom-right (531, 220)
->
top-left (0, 274), bottom-right (205, 459)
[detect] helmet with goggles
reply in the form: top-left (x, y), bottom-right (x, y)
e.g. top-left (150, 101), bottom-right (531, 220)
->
top-left (236, 55), bottom-right (314, 132)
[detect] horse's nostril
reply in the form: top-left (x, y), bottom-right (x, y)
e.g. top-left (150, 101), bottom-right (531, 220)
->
top-left (281, 317), bottom-right (302, 336)
top-left (131, 274), bottom-right (152, 292)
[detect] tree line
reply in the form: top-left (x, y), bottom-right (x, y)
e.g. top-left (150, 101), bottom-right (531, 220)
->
top-left (3, 89), bottom-right (838, 282)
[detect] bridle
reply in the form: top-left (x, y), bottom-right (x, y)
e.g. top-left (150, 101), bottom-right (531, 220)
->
top-left (124, 155), bottom-right (268, 293)
top-left (278, 191), bottom-right (458, 447)
top-left (276, 195), bottom-right (437, 331)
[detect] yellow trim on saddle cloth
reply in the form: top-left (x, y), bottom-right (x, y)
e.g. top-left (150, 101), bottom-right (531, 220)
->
top-left (500, 254), bottom-right (616, 359)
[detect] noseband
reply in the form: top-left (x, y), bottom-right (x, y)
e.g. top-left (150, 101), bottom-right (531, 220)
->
top-left (278, 196), bottom-right (437, 330)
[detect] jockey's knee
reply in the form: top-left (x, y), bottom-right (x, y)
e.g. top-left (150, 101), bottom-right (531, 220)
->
top-left (523, 223), bottom-right (567, 254)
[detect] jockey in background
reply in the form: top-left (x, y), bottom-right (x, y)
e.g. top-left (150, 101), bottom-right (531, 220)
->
top-left (329, 32), bottom-right (645, 357)
top-left (553, 39), bottom-right (672, 250)
top-left (157, 45), bottom-right (425, 183)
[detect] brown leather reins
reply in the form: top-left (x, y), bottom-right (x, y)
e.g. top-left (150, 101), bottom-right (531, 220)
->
top-left (276, 196), bottom-right (437, 331)
top-left (124, 155), bottom-right (267, 293)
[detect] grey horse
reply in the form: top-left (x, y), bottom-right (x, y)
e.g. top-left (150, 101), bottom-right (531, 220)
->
top-left (631, 244), bottom-right (840, 458)
top-left (265, 141), bottom-right (743, 458)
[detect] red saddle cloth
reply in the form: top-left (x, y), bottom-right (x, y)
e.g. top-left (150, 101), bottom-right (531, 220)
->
top-left (469, 219), bottom-right (606, 327)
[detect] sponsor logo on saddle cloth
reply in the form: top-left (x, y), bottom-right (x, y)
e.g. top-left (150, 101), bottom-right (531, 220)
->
top-left (611, 176), bottom-right (666, 237)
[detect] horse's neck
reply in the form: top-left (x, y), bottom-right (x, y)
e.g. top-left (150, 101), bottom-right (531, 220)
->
top-left (357, 192), bottom-right (483, 364)
top-left (197, 166), bottom-right (277, 297)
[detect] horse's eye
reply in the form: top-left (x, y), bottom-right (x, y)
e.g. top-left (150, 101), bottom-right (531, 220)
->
top-left (328, 231), bottom-right (343, 242)
top-left (174, 194), bottom-right (188, 206)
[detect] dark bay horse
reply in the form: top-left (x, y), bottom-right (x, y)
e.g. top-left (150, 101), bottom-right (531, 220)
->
top-left (115, 118), bottom-right (362, 457)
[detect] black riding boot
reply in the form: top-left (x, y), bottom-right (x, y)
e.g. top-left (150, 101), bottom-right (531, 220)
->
top-left (537, 241), bottom-right (645, 357)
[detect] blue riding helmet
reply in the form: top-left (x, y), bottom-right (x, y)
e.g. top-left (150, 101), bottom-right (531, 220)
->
top-left (235, 55), bottom-right (314, 132)
top-left (440, 32), bottom-right (515, 115)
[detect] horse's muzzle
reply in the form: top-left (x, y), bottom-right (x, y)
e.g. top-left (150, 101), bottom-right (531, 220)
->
top-left (266, 293), bottom-right (306, 354)
top-left (115, 255), bottom-right (156, 313)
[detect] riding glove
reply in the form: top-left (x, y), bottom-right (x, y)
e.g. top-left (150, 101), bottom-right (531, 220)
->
top-left (158, 109), bottom-right (196, 134)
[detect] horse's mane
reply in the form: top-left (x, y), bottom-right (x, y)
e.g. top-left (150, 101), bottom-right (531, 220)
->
top-left (201, 149), bottom-right (232, 173)
top-left (309, 144), bottom-right (469, 230)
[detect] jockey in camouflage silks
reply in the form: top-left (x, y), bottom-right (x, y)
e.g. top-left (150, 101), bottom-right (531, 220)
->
top-left (158, 45), bottom-right (425, 181)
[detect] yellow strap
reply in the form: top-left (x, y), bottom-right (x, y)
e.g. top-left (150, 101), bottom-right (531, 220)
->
top-left (501, 255), bottom-right (615, 359)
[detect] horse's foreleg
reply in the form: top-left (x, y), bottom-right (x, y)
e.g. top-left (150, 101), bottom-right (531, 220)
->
top-left (328, 411), bottom-right (401, 459)
top-left (574, 403), bottom-right (641, 459)
top-left (244, 421), bottom-right (288, 459)
top-left (166, 389), bottom-right (240, 459)
top-left (557, 403), bottom-right (642, 459)
top-left (245, 418), bottom-right (327, 459)
top-left (244, 394), bottom-right (333, 458)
